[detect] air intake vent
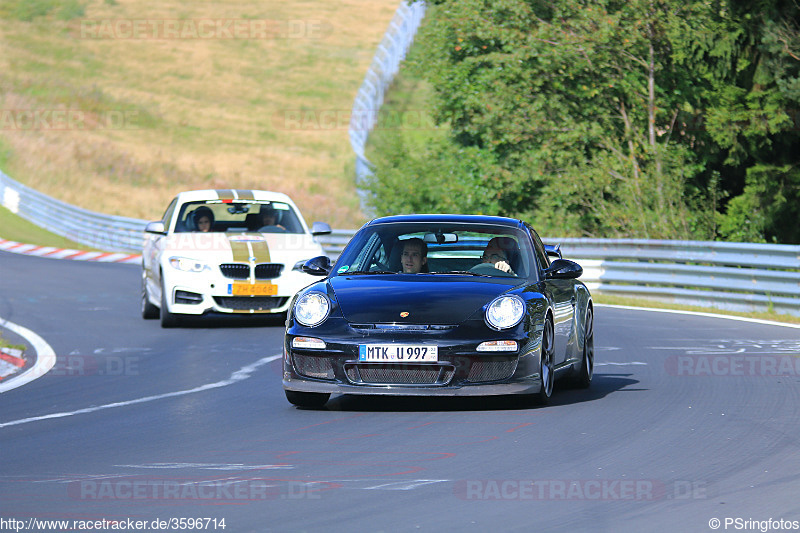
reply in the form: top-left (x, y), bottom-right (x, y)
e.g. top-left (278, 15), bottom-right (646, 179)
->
top-left (219, 264), bottom-right (250, 279)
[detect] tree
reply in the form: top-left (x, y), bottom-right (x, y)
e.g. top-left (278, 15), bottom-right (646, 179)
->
top-left (367, 0), bottom-right (800, 242)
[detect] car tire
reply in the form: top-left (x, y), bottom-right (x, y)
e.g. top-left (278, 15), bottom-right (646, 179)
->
top-left (141, 271), bottom-right (160, 319)
top-left (160, 279), bottom-right (179, 328)
top-left (534, 316), bottom-right (555, 405)
top-left (572, 305), bottom-right (594, 389)
top-left (285, 390), bottom-right (330, 408)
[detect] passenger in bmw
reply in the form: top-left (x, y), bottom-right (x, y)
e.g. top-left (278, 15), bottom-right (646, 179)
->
top-left (400, 238), bottom-right (428, 274)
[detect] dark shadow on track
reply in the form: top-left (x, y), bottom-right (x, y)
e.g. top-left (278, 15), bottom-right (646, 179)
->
top-left (294, 374), bottom-right (640, 413)
top-left (146, 313), bottom-right (287, 329)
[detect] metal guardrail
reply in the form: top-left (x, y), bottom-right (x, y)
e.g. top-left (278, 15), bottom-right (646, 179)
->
top-left (1, 167), bottom-right (357, 256)
top-left (349, 0), bottom-right (426, 215)
top-left (1, 169), bottom-right (147, 252)
top-left (2, 0), bottom-right (798, 317)
top-left (1, 167), bottom-right (798, 315)
top-left (557, 239), bottom-right (800, 316)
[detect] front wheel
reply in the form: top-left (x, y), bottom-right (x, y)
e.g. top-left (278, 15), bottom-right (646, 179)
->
top-left (141, 271), bottom-right (159, 319)
top-left (534, 317), bottom-right (555, 405)
top-left (160, 279), bottom-right (179, 328)
top-left (285, 390), bottom-right (330, 408)
top-left (572, 305), bottom-right (594, 389)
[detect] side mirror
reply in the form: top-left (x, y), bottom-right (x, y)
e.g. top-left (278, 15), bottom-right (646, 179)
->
top-left (544, 258), bottom-right (582, 280)
top-left (145, 221), bottom-right (166, 235)
top-left (311, 221), bottom-right (332, 236)
top-left (302, 255), bottom-right (332, 276)
top-left (544, 243), bottom-right (562, 260)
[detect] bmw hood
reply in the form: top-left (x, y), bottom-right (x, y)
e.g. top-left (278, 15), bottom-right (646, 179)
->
top-left (163, 232), bottom-right (321, 264)
top-left (329, 275), bottom-right (522, 324)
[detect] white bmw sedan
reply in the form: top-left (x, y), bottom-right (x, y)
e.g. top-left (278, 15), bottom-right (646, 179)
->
top-left (141, 189), bottom-right (332, 327)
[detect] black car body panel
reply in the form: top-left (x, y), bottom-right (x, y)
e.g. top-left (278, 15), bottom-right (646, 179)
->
top-left (282, 214), bottom-right (593, 406)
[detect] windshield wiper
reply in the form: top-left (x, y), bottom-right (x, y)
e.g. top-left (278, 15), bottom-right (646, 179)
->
top-left (344, 270), bottom-right (397, 275)
top-left (429, 270), bottom-right (492, 277)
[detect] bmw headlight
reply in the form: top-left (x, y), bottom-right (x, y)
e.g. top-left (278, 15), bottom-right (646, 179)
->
top-left (485, 295), bottom-right (525, 330)
top-left (294, 292), bottom-right (331, 327)
top-left (168, 256), bottom-right (210, 273)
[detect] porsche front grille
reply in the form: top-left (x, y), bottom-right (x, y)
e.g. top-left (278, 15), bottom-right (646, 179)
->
top-left (466, 357), bottom-right (518, 382)
top-left (293, 354), bottom-right (335, 380)
top-left (345, 364), bottom-right (455, 385)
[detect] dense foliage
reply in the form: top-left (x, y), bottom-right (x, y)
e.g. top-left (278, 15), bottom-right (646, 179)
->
top-left (366, 0), bottom-right (800, 242)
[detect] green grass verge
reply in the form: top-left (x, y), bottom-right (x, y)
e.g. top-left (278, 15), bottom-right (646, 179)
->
top-left (0, 205), bottom-right (92, 249)
top-left (0, 332), bottom-right (26, 353)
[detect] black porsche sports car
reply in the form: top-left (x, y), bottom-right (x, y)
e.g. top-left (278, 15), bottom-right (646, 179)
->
top-left (282, 214), bottom-right (593, 408)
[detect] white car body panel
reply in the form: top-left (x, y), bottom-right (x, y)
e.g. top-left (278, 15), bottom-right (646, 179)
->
top-left (142, 189), bottom-right (328, 319)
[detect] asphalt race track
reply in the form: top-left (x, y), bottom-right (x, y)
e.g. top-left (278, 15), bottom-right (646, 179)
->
top-left (1, 249), bottom-right (800, 533)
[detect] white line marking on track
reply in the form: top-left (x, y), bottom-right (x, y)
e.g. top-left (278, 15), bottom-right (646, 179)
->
top-left (0, 316), bottom-right (56, 394)
top-left (597, 304), bottom-right (800, 329)
top-left (114, 463), bottom-right (293, 471)
top-left (595, 362), bottom-right (648, 366)
top-left (0, 354), bottom-right (281, 429)
top-left (361, 480), bottom-right (448, 490)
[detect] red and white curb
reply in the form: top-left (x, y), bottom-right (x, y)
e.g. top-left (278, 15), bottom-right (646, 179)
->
top-left (0, 239), bottom-right (141, 264)
top-left (0, 318), bottom-right (56, 394)
top-left (0, 347), bottom-right (26, 381)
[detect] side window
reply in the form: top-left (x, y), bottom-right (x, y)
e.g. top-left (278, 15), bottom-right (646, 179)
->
top-left (347, 233), bottom-right (382, 273)
top-left (271, 203), bottom-right (304, 234)
top-left (368, 242), bottom-right (389, 271)
top-left (161, 198), bottom-right (178, 230)
top-left (528, 226), bottom-right (550, 273)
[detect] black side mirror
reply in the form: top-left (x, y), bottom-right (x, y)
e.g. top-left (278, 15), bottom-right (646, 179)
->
top-left (302, 256), bottom-right (332, 276)
top-left (544, 258), bottom-right (583, 279)
top-left (544, 243), bottom-right (562, 260)
top-left (311, 222), bottom-right (332, 236)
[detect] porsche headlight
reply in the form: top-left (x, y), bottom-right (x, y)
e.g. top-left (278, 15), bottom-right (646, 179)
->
top-left (168, 256), bottom-right (210, 273)
top-left (485, 295), bottom-right (525, 330)
top-left (294, 292), bottom-right (330, 327)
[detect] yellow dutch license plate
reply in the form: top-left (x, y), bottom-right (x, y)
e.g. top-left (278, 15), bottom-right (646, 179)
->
top-left (229, 282), bottom-right (277, 296)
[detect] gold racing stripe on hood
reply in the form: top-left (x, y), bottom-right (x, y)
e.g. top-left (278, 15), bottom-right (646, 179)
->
top-left (234, 189), bottom-right (255, 200)
top-left (249, 237), bottom-right (272, 263)
top-left (228, 236), bottom-right (271, 264)
top-left (216, 189), bottom-right (255, 201)
top-left (216, 189), bottom-right (234, 201)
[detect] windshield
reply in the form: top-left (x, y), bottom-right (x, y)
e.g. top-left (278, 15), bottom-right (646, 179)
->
top-left (172, 200), bottom-right (305, 234)
top-left (334, 222), bottom-right (536, 279)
